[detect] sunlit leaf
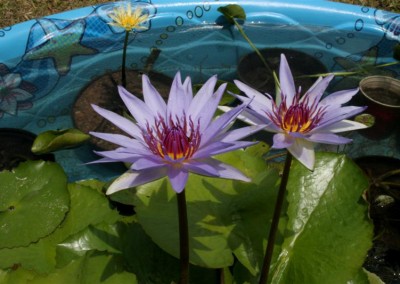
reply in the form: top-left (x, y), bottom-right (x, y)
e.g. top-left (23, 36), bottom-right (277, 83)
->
top-left (31, 128), bottom-right (90, 154)
top-left (0, 161), bottom-right (69, 248)
top-left (270, 152), bottom-right (373, 284)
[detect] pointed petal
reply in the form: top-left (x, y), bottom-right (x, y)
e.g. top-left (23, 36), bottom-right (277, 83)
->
top-left (106, 168), bottom-right (167, 195)
top-left (186, 157), bottom-right (250, 182)
top-left (219, 106), bottom-right (267, 127)
top-left (167, 166), bottom-right (188, 193)
top-left (189, 80), bottom-right (225, 132)
top-left (235, 93), bottom-right (274, 119)
top-left (86, 157), bottom-right (119, 164)
top-left (131, 156), bottom-right (165, 170)
top-left (90, 131), bottom-right (147, 150)
top-left (272, 133), bottom-right (294, 149)
top-left (287, 139), bottom-right (315, 170)
top-left (315, 106), bottom-right (367, 131)
top-left (201, 103), bottom-right (246, 146)
top-left (320, 88), bottom-right (359, 107)
top-left (319, 119), bottom-right (368, 133)
top-left (188, 75), bottom-right (218, 120)
top-left (93, 147), bottom-right (144, 162)
top-left (142, 74), bottom-right (167, 117)
top-left (218, 124), bottom-right (267, 142)
top-left (195, 141), bottom-right (257, 158)
top-left (167, 72), bottom-right (192, 120)
top-left (92, 148), bottom-right (144, 162)
top-left (192, 141), bottom-right (233, 159)
top-left (303, 74), bottom-right (334, 103)
top-left (279, 54), bottom-right (296, 102)
top-left (306, 133), bottom-right (352, 145)
top-left (91, 104), bottom-right (143, 139)
top-left (234, 79), bottom-right (274, 107)
top-left (118, 86), bottom-right (155, 126)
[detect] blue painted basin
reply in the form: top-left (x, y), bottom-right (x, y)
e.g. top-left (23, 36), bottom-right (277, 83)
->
top-left (0, 0), bottom-right (399, 180)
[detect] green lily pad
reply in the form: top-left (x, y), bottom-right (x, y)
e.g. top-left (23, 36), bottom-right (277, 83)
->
top-left (0, 180), bottom-right (120, 274)
top-left (217, 4), bottom-right (246, 24)
top-left (0, 161), bottom-right (69, 248)
top-left (270, 152), bottom-right (373, 283)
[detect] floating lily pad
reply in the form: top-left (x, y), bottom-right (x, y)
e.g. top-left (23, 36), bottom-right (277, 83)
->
top-left (0, 161), bottom-right (69, 248)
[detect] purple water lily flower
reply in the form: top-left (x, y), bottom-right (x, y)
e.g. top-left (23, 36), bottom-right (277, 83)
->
top-left (226, 54), bottom-right (367, 170)
top-left (91, 72), bottom-right (264, 194)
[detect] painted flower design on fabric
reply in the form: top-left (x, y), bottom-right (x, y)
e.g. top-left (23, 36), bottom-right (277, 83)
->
top-left (228, 54), bottom-right (367, 170)
top-left (0, 72), bottom-right (34, 117)
top-left (90, 72), bottom-right (264, 194)
top-left (108, 2), bottom-right (149, 32)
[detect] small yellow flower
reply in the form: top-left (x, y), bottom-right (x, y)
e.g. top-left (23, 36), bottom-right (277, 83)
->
top-left (108, 2), bottom-right (149, 32)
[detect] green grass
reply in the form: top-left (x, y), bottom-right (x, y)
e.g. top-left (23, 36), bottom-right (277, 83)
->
top-left (333, 0), bottom-right (400, 11)
top-left (0, 0), bottom-right (398, 28)
top-left (0, 0), bottom-right (114, 28)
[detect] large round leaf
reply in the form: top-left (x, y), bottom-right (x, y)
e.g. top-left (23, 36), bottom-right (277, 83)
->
top-left (133, 147), bottom-right (280, 271)
top-left (0, 161), bottom-right (69, 248)
top-left (271, 152), bottom-right (373, 284)
top-left (0, 180), bottom-right (120, 274)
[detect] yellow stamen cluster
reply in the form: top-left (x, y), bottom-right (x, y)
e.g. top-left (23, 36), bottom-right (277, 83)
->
top-left (108, 2), bottom-right (149, 31)
top-left (268, 94), bottom-right (326, 134)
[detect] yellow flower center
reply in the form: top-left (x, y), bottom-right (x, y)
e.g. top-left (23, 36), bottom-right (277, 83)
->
top-left (109, 3), bottom-right (149, 31)
top-left (281, 105), bottom-right (313, 133)
top-left (268, 94), bottom-right (326, 134)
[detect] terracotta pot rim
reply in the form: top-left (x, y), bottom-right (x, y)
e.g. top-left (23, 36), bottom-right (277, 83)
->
top-left (359, 76), bottom-right (400, 108)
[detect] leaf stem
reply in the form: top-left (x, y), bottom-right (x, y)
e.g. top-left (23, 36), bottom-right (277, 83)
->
top-left (232, 18), bottom-right (273, 77)
top-left (376, 168), bottom-right (400, 182)
top-left (121, 30), bottom-right (129, 88)
top-left (177, 190), bottom-right (189, 284)
top-left (259, 152), bottom-right (292, 284)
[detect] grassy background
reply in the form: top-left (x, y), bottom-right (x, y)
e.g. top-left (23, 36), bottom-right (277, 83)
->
top-left (0, 0), bottom-right (399, 28)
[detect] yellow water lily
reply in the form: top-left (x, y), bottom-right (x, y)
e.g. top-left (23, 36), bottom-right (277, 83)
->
top-left (108, 2), bottom-right (149, 32)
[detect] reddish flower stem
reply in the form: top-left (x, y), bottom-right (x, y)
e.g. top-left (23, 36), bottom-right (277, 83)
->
top-left (259, 152), bottom-right (292, 284)
top-left (177, 190), bottom-right (189, 284)
top-left (121, 30), bottom-right (129, 88)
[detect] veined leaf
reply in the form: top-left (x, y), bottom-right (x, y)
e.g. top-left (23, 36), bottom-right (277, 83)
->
top-left (271, 153), bottom-right (373, 284)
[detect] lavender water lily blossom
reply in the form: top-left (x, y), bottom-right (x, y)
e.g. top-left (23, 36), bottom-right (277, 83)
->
top-left (226, 54), bottom-right (367, 170)
top-left (90, 72), bottom-right (264, 194)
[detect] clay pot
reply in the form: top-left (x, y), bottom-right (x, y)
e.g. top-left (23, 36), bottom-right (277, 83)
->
top-left (358, 76), bottom-right (400, 140)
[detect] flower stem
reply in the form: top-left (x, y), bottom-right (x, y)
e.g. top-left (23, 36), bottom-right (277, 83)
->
top-left (177, 190), bottom-right (189, 284)
top-left (121, 30), bottom-right (129, 88)
top-left (259, 152), bottom-right (292, 284)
